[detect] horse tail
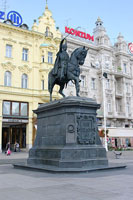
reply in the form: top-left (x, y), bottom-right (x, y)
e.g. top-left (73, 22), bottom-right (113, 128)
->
top-left (65, 83), bottom-right (67, 88)
top-left (48, 71), bottom-right (51, 93)
top-left (65, 81), bottom-right (69, 88)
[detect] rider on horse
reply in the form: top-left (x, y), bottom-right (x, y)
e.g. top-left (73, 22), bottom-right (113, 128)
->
top-left (52, 38), bottom-right (69, 80)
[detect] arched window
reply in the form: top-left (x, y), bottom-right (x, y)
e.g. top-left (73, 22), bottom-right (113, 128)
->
top-left (4, 71), bottom-right (11, 86)
top-left (21, 74), bottom-right (28, 88)
top-left (45, 27), bottom-right (49, 36)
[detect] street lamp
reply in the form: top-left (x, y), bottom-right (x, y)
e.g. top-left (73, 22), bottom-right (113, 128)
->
top-left (102, 67), bottom-right (108, 151)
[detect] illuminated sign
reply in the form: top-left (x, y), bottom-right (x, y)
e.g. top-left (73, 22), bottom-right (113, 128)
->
top-left (65, 26), bottom-right (94, 42)
top-left (0, 10), bottom-right (23, 27)
top-left (128, 43), bottom-right (133, 54)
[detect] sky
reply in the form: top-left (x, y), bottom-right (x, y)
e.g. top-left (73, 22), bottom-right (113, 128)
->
top-left (1, 0), bottom-right (133, 44)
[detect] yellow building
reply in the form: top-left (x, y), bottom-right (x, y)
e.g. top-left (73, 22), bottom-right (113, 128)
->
top-left (0, 3), bottom-right (61, 151)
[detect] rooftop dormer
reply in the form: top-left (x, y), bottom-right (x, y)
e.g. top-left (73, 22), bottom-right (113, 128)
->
top-left (93, 17), bottom-right (111, 46)
top-left (32, 1), bottom-right (61, 40)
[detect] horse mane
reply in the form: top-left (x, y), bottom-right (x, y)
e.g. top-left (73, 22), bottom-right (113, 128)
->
top-left (70, 47), bottom-right (83, 59)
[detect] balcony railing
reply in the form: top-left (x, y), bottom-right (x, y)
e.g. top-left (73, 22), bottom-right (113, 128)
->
top-left (116, 112), bottom-right (125, 118)
top-left (105, 89), bottom-right (112, 94)
top-left (115, 90), bottom-right (123, 97)
top-left (107, 112), bottom-right (113, 116)
top-left (126, 92), bottom-right (131, 97)
top-left (45, 31), bottom-right (53, 38)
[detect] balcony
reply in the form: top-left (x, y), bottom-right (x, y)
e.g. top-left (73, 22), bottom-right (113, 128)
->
top-left (115, 90), bottom-right (123, 98)
top-left (105, 89), bottom-right (112, 94)
top-left (114, 69), bottom-right (131, 79)
top-left (107, 112), bottom-right (113, 117)
top-left (114, 69), bottom-right (124, 78)
top-left (45, 31), bottom-right (53, 39)
top-left (127, 113), bottom-right (132, 119)
top-left (126, 92), bottom-right (131, 97)
top-left (116, 112), bottom-right (125, 119)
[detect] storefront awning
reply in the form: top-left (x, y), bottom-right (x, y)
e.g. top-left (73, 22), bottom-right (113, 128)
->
top-left (108, 128), bottom-right (133, 137)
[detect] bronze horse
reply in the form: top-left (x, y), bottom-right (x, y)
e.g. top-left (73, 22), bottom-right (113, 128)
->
top-left (48, 46), bottom-right (88, 101)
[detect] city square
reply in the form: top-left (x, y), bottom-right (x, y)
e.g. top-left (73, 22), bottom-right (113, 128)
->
top-left (0, 151), bottom-right (133, 200)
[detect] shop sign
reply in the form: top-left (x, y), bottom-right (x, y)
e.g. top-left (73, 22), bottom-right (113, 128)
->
top-left (3, 118), bottom-right (28, 123)
top-left (128, 43), bottom-right (133, 54)
top-left (65, 26), bottom-right (94, 42)
top-left (0, 10), bottom-right (23, 27)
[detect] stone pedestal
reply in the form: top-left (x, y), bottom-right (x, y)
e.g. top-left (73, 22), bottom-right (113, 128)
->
top-left (27, 97), bottom-right (108, 171)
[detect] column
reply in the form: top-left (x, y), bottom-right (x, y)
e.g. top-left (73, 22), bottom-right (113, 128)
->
top-left (26, 118), bottom-right (33, 150)
top-left (0, 100), bottom-right (3, 152)
top-left (122, 77), bottom-right (127, 116)
top-left (112, 75), bottom-right (116, 117)
top-left (26, 102), bottom-right (33, 150)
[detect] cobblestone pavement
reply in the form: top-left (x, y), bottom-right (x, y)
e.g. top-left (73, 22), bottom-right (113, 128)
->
top-left (0, 151), bottom-right (133, 200)
top-left (0, 151), bottom-right (28, 164)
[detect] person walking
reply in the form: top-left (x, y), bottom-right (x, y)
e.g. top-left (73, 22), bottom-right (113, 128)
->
top-left (6, 142), bottom-right (11, 156)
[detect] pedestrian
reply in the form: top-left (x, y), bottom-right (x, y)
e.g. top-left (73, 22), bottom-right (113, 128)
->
top-left (6, 142), bottom-right (10, 150)
top-left (14, 142), bottom-right (17, 152)
top-left (7, 148), bottom-right (11, 156)
top-left (16, 142), bottom-right (20, 151)
top-left (14, 142), bottom-right (20, 152)
top-left (5, 142), bottom-right (10, 154)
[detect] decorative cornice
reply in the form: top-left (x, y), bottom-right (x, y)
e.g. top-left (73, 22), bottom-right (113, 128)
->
top-left (2, 38), bottom-right (17, 43)
top-left (0, 22), bottom-right (43, 38)
top-left (40, 43), bottom-right (57, 50)
top-left (18, 65), bottom-right (32, 73)
top-left (19, 42), bottom-right (32, 47)
top-left (1, 62), bottom-right (16, 71)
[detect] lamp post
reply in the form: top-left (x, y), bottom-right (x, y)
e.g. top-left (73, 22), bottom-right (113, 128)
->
top-left (101, 65), bottom-right (108, 151)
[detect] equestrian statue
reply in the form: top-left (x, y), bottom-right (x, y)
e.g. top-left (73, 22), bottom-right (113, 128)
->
top-left (48, 38), bottom-right (89, 101)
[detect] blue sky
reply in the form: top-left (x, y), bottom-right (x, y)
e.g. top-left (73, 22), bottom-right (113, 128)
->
top-left (1, 0), bottom-right (133, 44)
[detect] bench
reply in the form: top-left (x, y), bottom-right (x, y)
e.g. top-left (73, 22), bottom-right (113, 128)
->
top-left (113, 151), bottom-right (122, 159)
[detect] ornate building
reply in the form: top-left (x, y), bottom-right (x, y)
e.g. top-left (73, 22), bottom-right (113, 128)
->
top-left (64, 17), bottom-right (133, 147)
top-left (0, 3), bottom-right (61, 151)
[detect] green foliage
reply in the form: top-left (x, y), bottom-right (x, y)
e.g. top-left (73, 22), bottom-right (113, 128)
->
top-left (117, 66), bottom-right (122, 71)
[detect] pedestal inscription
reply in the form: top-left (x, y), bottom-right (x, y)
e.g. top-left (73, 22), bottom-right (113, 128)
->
top-left (77, 115), bottom-right (96, 144)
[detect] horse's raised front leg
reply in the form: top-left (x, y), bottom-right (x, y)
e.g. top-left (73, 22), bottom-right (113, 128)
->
top-left (59, 84), bottom-right (66, 98)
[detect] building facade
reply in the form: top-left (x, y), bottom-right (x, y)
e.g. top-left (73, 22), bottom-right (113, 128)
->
top-left (63, 18), bottom-right (133, 148)
top-left (0, 4), bottom-right (61, 151)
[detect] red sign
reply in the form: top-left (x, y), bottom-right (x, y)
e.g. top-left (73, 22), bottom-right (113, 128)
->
top-left (65, 26), bottom-right (94, 42)
top-left (128, 43), bottom-right (133, 54)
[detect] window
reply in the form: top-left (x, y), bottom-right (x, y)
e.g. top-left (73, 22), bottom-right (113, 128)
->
top-left (106, 79), bottom-right (110, 89)
top-left (105, 56), bottom-right (110, 68)
top-left (21, 103), bottom-right (28, 116)
top-left (107, 102), bottom-right (112, 112)
top-left (12, 102), bottom-right (19, 115)
top-left (3, 101), bottom-right (11, 115)
top-left (116, 99), bottom-right (122, 112)
top-left (123, 45), bottom-right (126, 51)
top-left (4, 71), bottom-right (11, 86)
top-left (123, 63), bottom-right (127, 73)
top-left (42, 55), bottom-right (45, 63)
top-left (91, 78), bottom-right (96, 89)
top-left (41, 80), bottom-right (44, 90)
top-left (6, 44), bottom-right (12, 58)
top-left (48, 52), bottom-right (53, 64)
top-left (22, 48), bottom-right (28, 61)
top-left (3, 101), bottom-right (28, 116)
top-left (104, 39), bottom-right (108, 45)
top-left (126, 103), bottom-right (130, 115)
top-left (45, 27), bottom-right (49, 36)
top-left (126, 83), bottom-right (130, 93)
top-left (21, 74), bottom-right (28, 89)
top-left (80, 75), bottom-right (85, 87)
